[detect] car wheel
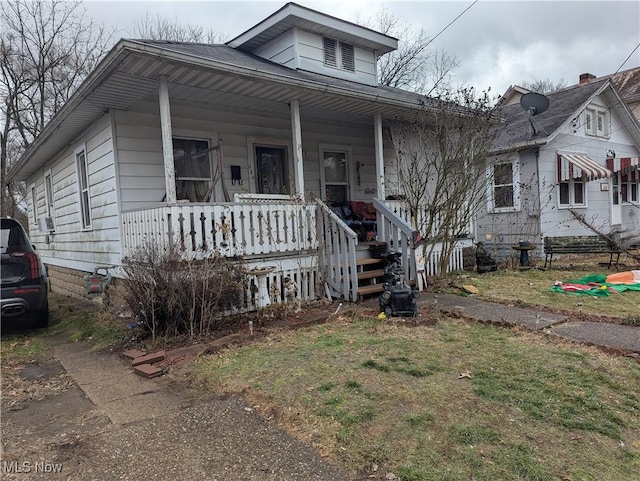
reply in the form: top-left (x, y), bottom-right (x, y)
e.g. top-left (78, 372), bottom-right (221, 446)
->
top-left (31, 305), bottom-right (50, 328)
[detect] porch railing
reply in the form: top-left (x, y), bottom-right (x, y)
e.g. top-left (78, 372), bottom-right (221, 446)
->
top-left (373, 198), bottom-right (421, 287)
top-left (382, 199), bottom-right (472, 279)
top-left (316, 199), bottom-right (359, 301)
top-left (384, 200), bottom-right (474, 240)
top-left (122, 201), bottom-right (317, 258)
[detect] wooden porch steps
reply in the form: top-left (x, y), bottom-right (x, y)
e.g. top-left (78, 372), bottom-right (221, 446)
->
top-left (356, 268), bottom-right (384, 280)
top-left (358, 283), bottom-right (385, 296)
top-left (355, 257), bottom-right (386, 298)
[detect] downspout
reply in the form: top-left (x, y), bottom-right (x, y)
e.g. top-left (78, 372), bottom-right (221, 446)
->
top-left (534, 149), bottom-right (542, 243)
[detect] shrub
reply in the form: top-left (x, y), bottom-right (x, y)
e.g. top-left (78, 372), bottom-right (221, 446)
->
top-left (120, 240), bottom-right (245, 340)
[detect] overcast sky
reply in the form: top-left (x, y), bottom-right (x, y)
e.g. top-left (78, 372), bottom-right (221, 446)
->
top-left (84, 0), bottom-right (640, 96)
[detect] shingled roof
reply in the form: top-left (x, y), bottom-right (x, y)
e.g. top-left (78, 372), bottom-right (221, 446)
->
top-left (610, 66), bottom-right (640, 103)
top-left (492, 78), bottom-right (608, 153)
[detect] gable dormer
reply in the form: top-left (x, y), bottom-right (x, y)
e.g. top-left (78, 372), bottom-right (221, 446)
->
top-left (227, 2), bottom-right (397, 86)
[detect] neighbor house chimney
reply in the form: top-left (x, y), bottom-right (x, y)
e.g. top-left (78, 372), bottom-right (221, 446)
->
top-left (579, 73), bottom-right (596, 84)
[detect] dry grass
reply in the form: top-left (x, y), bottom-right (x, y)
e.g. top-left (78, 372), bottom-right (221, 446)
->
top-left (192, 313), bottom-right (640, 480)
top-left (447, 253), bottom-right (640, 320)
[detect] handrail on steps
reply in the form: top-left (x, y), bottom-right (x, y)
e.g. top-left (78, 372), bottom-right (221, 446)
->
top-left (373, 198), bottom-right (422, 289)
top-left (315, 200), bottom-right (359, 301)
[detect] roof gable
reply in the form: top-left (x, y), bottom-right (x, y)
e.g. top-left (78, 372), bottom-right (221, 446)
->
top-left (492, 79), bottom-right (609, 152)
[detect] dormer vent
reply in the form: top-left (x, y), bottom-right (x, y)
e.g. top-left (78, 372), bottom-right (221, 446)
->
top-left (323, 37), bottom-right (337, 67)
top-left (323, 36), bottom-right (355, 72)
top-left (340, 42), bottom-right (355, 71)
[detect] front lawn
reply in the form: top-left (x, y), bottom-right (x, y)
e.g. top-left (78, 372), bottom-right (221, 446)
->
top-left (448, 256), bottom-right (640, 320)
top-left (192, 313), bottom-right (640, 480)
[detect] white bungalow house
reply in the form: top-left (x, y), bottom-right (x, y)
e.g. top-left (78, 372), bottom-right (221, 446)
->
top-left (477, 75), bottom-right (640, 261)
top-left (8, 2), bottom-right (471, 308)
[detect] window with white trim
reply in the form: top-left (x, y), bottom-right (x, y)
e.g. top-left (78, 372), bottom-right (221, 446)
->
top-left (585, 107), bottom-right (608, 137)
top-left (173, 137), bottom-right (212, 202)
top-left (30, 183), bottom-right (37, 225)
top-left (44, 170), bottom-right (54, 217)
top-left (76, 147), bottom-right (92, 228)
top-left (559, 177), bottom-right (585, 206)
top-left (620, 168), bottom-right (639, 203)
top-left (487, 159), bottom-right (519, 212)
top-left (323, 37), bottom-right (355, 72)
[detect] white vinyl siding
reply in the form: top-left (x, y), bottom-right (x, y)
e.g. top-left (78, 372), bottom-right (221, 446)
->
top-left (296, 30), bottom-right (377, 85)
top-left (253, 29), bottom-right (296, 68)
top-left (25, 113), bottom-right (121, 273)
top-left (115, 101), bottom-right (379, 211)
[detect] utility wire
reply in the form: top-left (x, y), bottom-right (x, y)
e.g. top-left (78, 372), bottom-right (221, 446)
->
top-left (423, 0), bottom-right (478, 50)
top-left (613, 41), bottom-right (640, 75)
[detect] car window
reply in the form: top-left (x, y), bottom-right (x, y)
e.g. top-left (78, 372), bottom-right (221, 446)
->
top-left (0, 219), bottom-right (29, 254)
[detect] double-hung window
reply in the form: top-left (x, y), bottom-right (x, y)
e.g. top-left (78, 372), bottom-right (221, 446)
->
top-left (621, 168), bottom-right (639, 203)
top-left (323, 37), bottom-right (355, 72)
top-left (559, 177), bottom-right (585, 206)
top-left (487, 159), bottom-right (519, 212)
top-left (585, 107), bottom-right (608, 137)
top-left (173, 137), bottom-right (212, 202)
top-left (76, 147), bottom-right (92, 228)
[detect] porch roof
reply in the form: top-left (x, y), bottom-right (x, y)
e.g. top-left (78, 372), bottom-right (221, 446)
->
top-left (10, 39), bottom-right (433, 181)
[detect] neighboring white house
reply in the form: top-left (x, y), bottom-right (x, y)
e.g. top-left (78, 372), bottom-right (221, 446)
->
top-left (477, 76), bottom-right (640, 261)
top-left (8, 2), bottom-right (471, 307)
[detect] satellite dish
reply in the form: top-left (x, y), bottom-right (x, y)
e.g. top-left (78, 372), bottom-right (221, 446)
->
top-left (520, 93), bottom-right (550, 116)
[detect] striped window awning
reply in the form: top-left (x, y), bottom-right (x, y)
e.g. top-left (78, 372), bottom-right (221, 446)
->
top-left (557, 154), bottom-right (613, 182)
top-left (606, 157), bottom-right (640, 173)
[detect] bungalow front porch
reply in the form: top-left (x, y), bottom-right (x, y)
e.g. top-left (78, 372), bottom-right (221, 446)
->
top-left (121, 196), bottom-right (472, 310)
top-left (116, 49), bottom-right (472, 310)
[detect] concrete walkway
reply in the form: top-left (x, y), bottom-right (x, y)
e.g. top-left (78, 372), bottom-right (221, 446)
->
top-left (418, 292), bottom-right (640, 354)
top-left (47, 341), bottom-right (353, 481)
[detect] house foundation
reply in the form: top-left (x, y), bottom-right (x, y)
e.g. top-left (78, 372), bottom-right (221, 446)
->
top-left (46, 264), bottom-right (90, 300)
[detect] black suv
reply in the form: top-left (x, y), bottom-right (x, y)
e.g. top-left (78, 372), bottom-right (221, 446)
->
top-left (1, 217), bottom-right (49, 329)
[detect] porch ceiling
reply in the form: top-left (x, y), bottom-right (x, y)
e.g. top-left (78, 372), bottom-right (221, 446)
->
top-left (116, 54), bottom-right (418, 125)
top-left (10, 41), bottom-right (423, 181)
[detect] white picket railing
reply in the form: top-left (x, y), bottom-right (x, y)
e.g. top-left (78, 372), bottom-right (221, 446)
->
top-left (373, 198), bottom-right (420, 286)
top-left (122, 201), bottom-right (317, 258)
top-left (315, 200), bottom-right (359, 301)
top-left (384, 200), bottom-right (474, 240)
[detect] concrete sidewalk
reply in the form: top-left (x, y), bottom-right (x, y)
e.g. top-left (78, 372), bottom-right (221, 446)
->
top-left (418, 292), bottom-right (640, 355)
top-left (44, 340), bottom-right (353, 481)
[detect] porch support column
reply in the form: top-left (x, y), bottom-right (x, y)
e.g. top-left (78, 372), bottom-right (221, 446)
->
top-left (374, 113), bottom-right (386, 200)
top-left (159, 75), bottom-right (177, 204)
top-left (290, 99), bottom-right (305, 200)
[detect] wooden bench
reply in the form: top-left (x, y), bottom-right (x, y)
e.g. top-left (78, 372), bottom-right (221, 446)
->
top-left (544, 236), bottom-right (621, 268)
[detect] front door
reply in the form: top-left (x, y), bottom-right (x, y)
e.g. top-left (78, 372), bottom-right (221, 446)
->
top-left (255, 145), bottom-right (288, 194)
top-left (611, 173), bottom-right (622, 226)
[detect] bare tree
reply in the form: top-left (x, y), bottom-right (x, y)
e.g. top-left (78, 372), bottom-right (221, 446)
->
top-left (130, 10), bottom-right (224, 43)
top-left (520, 78), bottom-right (567, 94)
top-left (358, 7), bottom-right (458, 95)
top-left (388, 88), bottom-right (497, 276)
top-left (1, 0), bottom-right (114, 217)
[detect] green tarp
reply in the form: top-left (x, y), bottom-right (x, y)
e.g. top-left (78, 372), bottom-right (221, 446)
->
top-left (551, 274), bottom-right (640, 297)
